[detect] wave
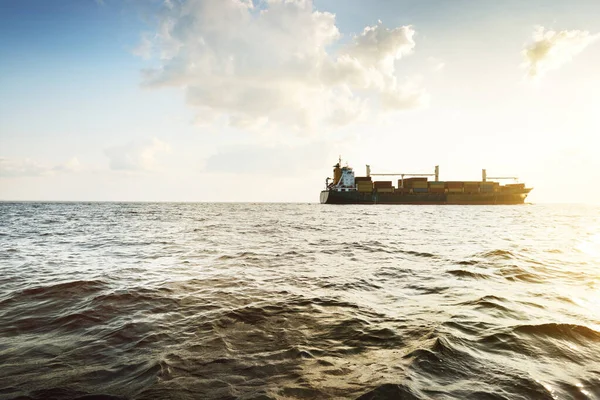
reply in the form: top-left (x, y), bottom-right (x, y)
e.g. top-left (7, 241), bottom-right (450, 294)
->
top-left (218, 251), bottom-right (263, 260)
top-left (478, 323), bottom-right (600, 363)
top-left (404, 335), bottom-right (555, 399)
top-left (514, 323), bottom-right (600, 342)
top-left (4, 280), bottom-right (107, 304)
top-left (321, 279), bottom-right (383, 291)
top-left (447, 269), bottom-right (491, 280)
top-left (355, 383), bottom-right (421, 400)
top-left (495, 264), bottom-right (541, 283)
top-left (6, 390), bottom-right (126, 400)
top-left (457, 295), bottom-right (510, 308)
top-left (403, 250), bottom-right (437, 258)
top-left (478, 249), bottom-right (515, 259)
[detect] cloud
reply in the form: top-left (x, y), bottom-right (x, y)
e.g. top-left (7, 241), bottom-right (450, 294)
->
top-left (53, 157), bottom-right (81, 173)
top-left (132, 33), bottom-right (153, 59)
top-left (104, 138), bottom-right (170, 171)
top-left (0, 157), bottom-right (81, 177)
top-left (522, 26), bottom-right (600, 79)
top-left (137, 0), bottom-right (427, 132)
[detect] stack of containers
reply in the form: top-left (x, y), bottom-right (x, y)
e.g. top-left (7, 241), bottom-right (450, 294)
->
top-left (401, 177), bottom-right (428, 189)
top-left (480, 182), bottom-right (495, 193)
top-left (428, 181), bottom-right (445, 194)
top-left (501, 183), bottom-right (523, 192)
top-left (373, 181), bottom-right (394, 193)
top-left (446, 181), bottom-right (464, 193)
top-left (355, 177), bottom-right (373, 193)
top-left (412, 180), bottom-right (428, 193)
top-left (506, 183), bottom-right (525, 189)
top-left (463, 182), bottom-right (480, 193)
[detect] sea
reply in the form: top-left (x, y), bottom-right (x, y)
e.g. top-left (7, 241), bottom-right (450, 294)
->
top-left (1, 202), bottom-right (599, 400)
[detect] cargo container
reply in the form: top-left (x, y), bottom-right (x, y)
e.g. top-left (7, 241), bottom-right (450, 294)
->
top-left (463, 183), bottom-right (480, 193)
top-left (428, 182), bottom-right (445, 188)
top-left (403, 177), bottom-right (428, 182)
top-left (373, 181), bottom-right (393, 188)
top-left (400, 177), bottom-right (428, 188)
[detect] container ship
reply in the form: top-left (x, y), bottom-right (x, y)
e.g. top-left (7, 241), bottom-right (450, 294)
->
top-left (320, 158), bottom-right (532, 205)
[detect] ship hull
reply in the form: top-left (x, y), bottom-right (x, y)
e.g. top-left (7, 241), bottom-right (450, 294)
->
top-left (320, 190), bottom-right (530, 205)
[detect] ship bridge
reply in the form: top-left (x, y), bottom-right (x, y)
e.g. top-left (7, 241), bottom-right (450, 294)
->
top-left (327, 157), bottom-right (356, 191)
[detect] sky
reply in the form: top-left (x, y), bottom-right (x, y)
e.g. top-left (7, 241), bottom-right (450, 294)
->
top-left (1, 0), bottom-right (599, 203)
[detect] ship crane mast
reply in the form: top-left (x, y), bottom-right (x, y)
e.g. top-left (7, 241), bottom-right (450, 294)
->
top-left (487, 176), bottom-right (519, 181)
top-left (483, 168), bottom-right (520, 183)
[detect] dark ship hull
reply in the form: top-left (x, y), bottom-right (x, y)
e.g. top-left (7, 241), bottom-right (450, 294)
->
top-left (320, 189), bottom-right (531, 205)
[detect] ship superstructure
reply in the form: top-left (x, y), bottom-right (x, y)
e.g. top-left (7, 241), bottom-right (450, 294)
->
top-left (320, 158), bottom-right (532, 205)
top-left (325, 157), bottom-right (356, 192)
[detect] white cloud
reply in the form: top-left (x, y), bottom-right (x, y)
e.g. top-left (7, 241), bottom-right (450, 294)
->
top-left (104, 138), bottom-right (170, 171)
top-left (132, 33), bottom-right (153, 59)
top-left (53, 157), bottom-right (81, 173)
top-left (0, 157), bottom-right (81, 177)
top-left (522, 26), bottom-right (600, 79)
top-left (138, 0), bottom-right (428, 132)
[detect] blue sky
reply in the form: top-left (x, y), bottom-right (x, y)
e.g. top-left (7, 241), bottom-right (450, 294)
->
top-left (1, 0), bottom-right (599, 202)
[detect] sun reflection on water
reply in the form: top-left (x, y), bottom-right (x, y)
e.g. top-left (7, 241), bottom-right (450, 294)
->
top-left (576, 233), bottom-right (600, 258)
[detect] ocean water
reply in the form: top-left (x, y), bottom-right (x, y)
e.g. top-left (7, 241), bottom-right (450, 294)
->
top-left (1, 202), bottom-right (599, 400)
